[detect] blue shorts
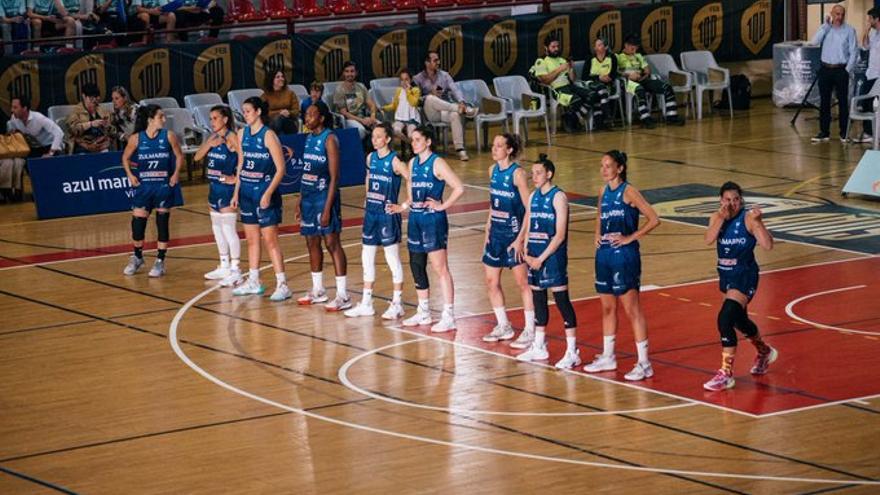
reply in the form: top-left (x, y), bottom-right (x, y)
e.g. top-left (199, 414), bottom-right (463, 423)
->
top-left (718, 267), bottom-right (759, 300)
top-left (595, 246), bottom-right (641, 295)
top-left (362, 209), bottom-right (401, 246)
top-left (239, 182), bottom-right (282, 227)
top-left (131, 182), bottom-right (173, 211)
top-left (407, 211), bottom-right (448, 253)
top-left (482, 235), bottom-right (522, 268)
top-left (209, 182), bottom-right (236, 212)
top-left (300, 191), bottom-right (341, 236)
top-left (528, 249), bottom-right (568, 289)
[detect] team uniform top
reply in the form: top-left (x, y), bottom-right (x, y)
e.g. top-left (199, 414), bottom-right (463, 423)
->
top-left (301, 129), bottom-right (334, 198)
top-left (132, 129), bottom-right (174, 184)
top-left (527, 185), bottom-right (568, 288)
top-left (239, 125), bottom-right (275, 185)
top-left (716, 208), bottom-right (757, 273)
top-left (410, 153), bottom-right (445, 216)
top-left (598, 182), bottom-right (640, 251)
top-left (205, 131), bottom-right (238, 183)
top-left (366, 150), bottom-right (401, 213)
top-left (488, 163), bottom-right (524, 239)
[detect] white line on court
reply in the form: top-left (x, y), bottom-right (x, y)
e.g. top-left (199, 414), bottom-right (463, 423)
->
top-left (784, 285), bottom-right (879, 337)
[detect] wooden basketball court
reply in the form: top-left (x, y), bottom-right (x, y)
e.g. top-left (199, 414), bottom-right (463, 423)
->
top-left (1, 100), bottom-right (879, 494)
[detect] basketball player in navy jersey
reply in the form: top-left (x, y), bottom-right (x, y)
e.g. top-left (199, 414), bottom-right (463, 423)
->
top-left (194, 105), bottom-right (242, 287)
top-left (230, 97), bottom-right (291, 301)
top-left (346, 122), bottom-right (409, 319)
top-left (296, 103), bottom-right (351, 311)
top-left (583, 151), bottom-right (660, 381)
top-left (516, 155), bottom-right (582, 369)
top-left (703, 181), bottom-right (777, 391)
top-left (480, 134), bottom-right (536, 347)
top-left (122, 104), bottom-right (184, 278)
top-left (401, 126), bottom-right (464, 332)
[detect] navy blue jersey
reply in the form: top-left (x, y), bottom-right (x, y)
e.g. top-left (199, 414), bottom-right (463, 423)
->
top-left (488, 163), bottom-right (525, 239)
top-left (133, 129), bottom-right (174, 183)
top-left (410, 153), bottom-right (445, 214)
top-left (301, 129), bottom-right (333, 198)
top-left (598, 182), bottom-right (640, 250)
top-left (240, 125), bottom-right (274, 184)
top-left (205, 130), bottom-right (238, 183)
top-left (527, 186), bottom-right (566, 258)
top-left (716, 208), bottom-right (757, 272)
top-left (365, 150), bottom-right (401, 214)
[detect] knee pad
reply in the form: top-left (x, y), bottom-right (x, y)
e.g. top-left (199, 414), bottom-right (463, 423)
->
top-left (552, 290), bottom-right (577, 329)
top-left (384, 244), bottom-right (404, 284)
top-left (717, 299), bottom-right (741, 347)
top-left (361, 245), bottom-right (377, 283)
top-left (156, 211), bottom-right (170, 242)
top-left (131, 216), bottom-right (147, 242)
top-left (410, 251), bottom-right (429, 290)
top-left (532, 289), bottom-right (549, 327)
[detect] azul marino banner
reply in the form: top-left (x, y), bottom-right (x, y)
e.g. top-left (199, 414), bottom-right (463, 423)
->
top-left (277, 128), bottom-right (367, 195)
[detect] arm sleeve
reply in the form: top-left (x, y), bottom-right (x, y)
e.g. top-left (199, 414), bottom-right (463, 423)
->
top-left (846, 27), bottom-right (858, 72)
top-left (811, 23), bottom-right (829, 45)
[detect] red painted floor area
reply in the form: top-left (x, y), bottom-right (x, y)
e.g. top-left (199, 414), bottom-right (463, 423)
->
top-left (439, 256), bottom-right (880, 416)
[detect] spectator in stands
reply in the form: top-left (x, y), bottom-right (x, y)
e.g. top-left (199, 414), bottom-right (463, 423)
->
top-left (132, 0), bottom-right (176, 43)
top-left (810, 4), bottom-right (857, 142)
top-left (531, 36), bottom-right (609, 133)
top-left (617, 34), bottom-right (684, 128)
top-left (109, 85), bottom-right (138, 148)
top-left (0, 0), bottom-right (29, 55)
top-left (6, 95), bottom-right (64, 157)
top-left (382, 68), bottom-right (421, 144)
top-left (301, 82), bottom-right (329, 133)
top-left (413, 50), bottom-right (476, 161)
top-left (856, 7), bottom-right (880, 143)
top-left (27, 0), bottom-right (76, 47)
top-left (333, 61), bottom-right (379, 141)
top-left (66, 83), bottom-right (112, 154)
top-left (175, 0), bottom-right (223, 39)
top-left (261, 70), bottom-right (299, 135)
top-left (93, 0), bottom-right (129, 41)
top-left (587, 38), bottom-right (619, 126)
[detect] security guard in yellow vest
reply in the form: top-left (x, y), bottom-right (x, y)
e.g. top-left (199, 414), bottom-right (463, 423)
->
top-left (617, 34), bottom-right (685, 127)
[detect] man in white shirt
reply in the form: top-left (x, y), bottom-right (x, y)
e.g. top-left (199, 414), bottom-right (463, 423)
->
top-left (6, 96), bottom-right (64, 157)
top-left (856, 7), bottom-right (880, 142)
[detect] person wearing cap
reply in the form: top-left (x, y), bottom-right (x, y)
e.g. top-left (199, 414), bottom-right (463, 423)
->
top-left (66, 82), bottom-right (112, 154)
top-left (810, 4), bottom-right (857, 142)
top-left (617, 34), bottom-right (684, 128)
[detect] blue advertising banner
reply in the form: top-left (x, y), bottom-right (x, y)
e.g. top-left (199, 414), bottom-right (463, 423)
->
top-left (277, 128), bottom-right (367, 195)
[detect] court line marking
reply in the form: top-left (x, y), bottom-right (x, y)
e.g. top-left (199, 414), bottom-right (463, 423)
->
top-left (784, 285), bottom-right (879, 337)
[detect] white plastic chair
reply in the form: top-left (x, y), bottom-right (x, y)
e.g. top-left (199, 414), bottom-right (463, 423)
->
top-left (320, 81), bottom-right (347, 128)
top-left (369, 77), bottom-right (400, 91)
top-left (846, 79), bottom-right (880, 148)
top-left (227, 88), bottom-right (263, 115)
top-left (680, 50), bottom-right (732, 120)
top-left (140, 96), bottom-right (180, 109)
top-left (99, 102), bottom-right (114, 114)
top-left (458, 79), bottom-right (508, 152)
top-left (646, 53), bottom-right (695, 118)
top-left (289, 84), bottom-right (308, 102)
top-left (184, 93), bottom-right (222, 112)
top-left (47, 104), bottom-right (79, 125)
top-left (493, 75), bottom-right (550, 145)
top-left (572, 60), bottom-right (585, 81)
top-left (163, 108), bottom-right (207, 153)
top-left (370, 86), bottom-right (398, 121)
top-left (192, 103), bottom-right (225, 131)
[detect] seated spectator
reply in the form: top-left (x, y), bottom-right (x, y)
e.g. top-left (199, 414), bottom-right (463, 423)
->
top-left (300, 82), bottom-right (330, 133)
top-left (175, 0), bottom-right (222, 38)
top-left (333, 61), bottom-right (379, 141)
top-left (381, 68), bottom-right (421, 143)
top-left (109, 85), bottom-right (138, 148)
top-left (66, 83), bottom-right (112, 154)
top-left (617, 34), bottom-right (684, 127)
top-left (93, 0), bottom-right (129, 40)
top-left (6, 95), bottom-right (64, 157)
top-left (587, 37), bottom-right (620, 125)
top-left (27, 0), bottom-right (76, 48)
top-left (531, 36), bottom-right (609, 132)
top-left (0, 0), bottom-right (29, 55)
top-left (413, 50), bottom-right (476, 161)
top-left (261, 70), bottom-right (299, 135)
top-left (132, 0), bottom-right (176, 43)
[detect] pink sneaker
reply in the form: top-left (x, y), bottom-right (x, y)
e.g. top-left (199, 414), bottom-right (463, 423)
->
top-left (750, 346), bottom-right (778, 375)
top-left (703, 369), bottom-right (735, 391)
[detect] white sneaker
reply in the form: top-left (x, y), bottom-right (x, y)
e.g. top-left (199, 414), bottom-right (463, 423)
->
top-left (509, 328), bottom-right (535, 349)
top-left (464, 106), bottom-right (478, 118)
top-left (624, 361), bottom-right (654, 381)
top-left (148, 259), bottom-right (166, 278)
top-left (517, 342), bottom-right (549, 362)
top-left (381, 301), bottom-right (405, 320)
top-left (269, 283), bottom-right (292, 302)
top-left (232, 278), bottom-right (265, 296)
top-left (123, 255), bottom-right (144, 275)
top-left (555, 349), bottom-right (582, 369)
top-left (457, 149), bottom-right (469, 161)
top-left (584, 354), bottom-right (618, 373)
top-left (402, 308), bottom-right (433, 327)
top-left (344, 301), bottom-right (375, 317)
top-left (482, 322), bottom-right (515, 342)
top-left (430, 313), bottom-right (456, 333)
top-left (219, 268), bottom-right (242, 287)
top-left (297, 288), bottom-right (328, 305)
top-left (325, 293), bottom-right (352, 312)
top-left (204, 265), bottom-right (230, 280)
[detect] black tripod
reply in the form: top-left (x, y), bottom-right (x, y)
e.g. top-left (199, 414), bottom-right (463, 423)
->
top-left (790, 72), bottom-right (820, 126)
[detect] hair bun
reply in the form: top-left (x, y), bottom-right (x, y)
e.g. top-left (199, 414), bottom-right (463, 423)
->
top-left (538, 153), bottom-right (548, 161)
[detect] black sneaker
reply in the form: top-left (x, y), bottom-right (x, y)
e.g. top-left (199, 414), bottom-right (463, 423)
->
top-left (811, 132), bottom-right (830, 142)
top-left (667, 115), bottom-right (686, 126)
top-left (641, 117), bottom-right (656, 129)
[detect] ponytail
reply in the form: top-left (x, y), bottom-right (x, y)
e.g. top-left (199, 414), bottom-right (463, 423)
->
top-left (134, 104), bottom-right (161, 134)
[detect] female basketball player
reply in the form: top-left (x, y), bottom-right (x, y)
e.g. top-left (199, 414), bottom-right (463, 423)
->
top-left (516, 154), bottom-right (581, 369)
top-left (480, 134), bottom-right (536, 347)
top-left (296, 103), bottom-right (350, 311)
top-left (230, 97), bottom-right (291, 301)
top-left (583, 150), bottom-right (660, 381)
top-left (122, 104), bottom-right (184, 278)
top-left (194, 105), bottom-right (241, 287)
top-left (400, 126), bottom-right (464, 332)
top-left (345, 123), bottom-right (409, 319)
top-left (703, 181), bottom-right (777, 391)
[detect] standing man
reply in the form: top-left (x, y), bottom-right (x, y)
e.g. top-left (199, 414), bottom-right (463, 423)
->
top-left (855, 7), bottom-right (880, 143)
top-left (413, 51), bottom-right (477, 161)
top-left (811, 4), bottom-right (858, 143)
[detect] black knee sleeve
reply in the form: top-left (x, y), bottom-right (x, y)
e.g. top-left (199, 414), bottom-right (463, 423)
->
top-left (532, 289), bottom-right (549, 326)
top-left (156, 211), bottom-right (170, 242)
top-left (553, 290), bottom-right (577, 329)
top-left (735, 305), bottom-right (759, 339)
top-left (131, 216), bottom-right (147, 242)
top-left (717, 299), bottom-right (741, 347)
top-left (409, 251), bottom-right (429, 290)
